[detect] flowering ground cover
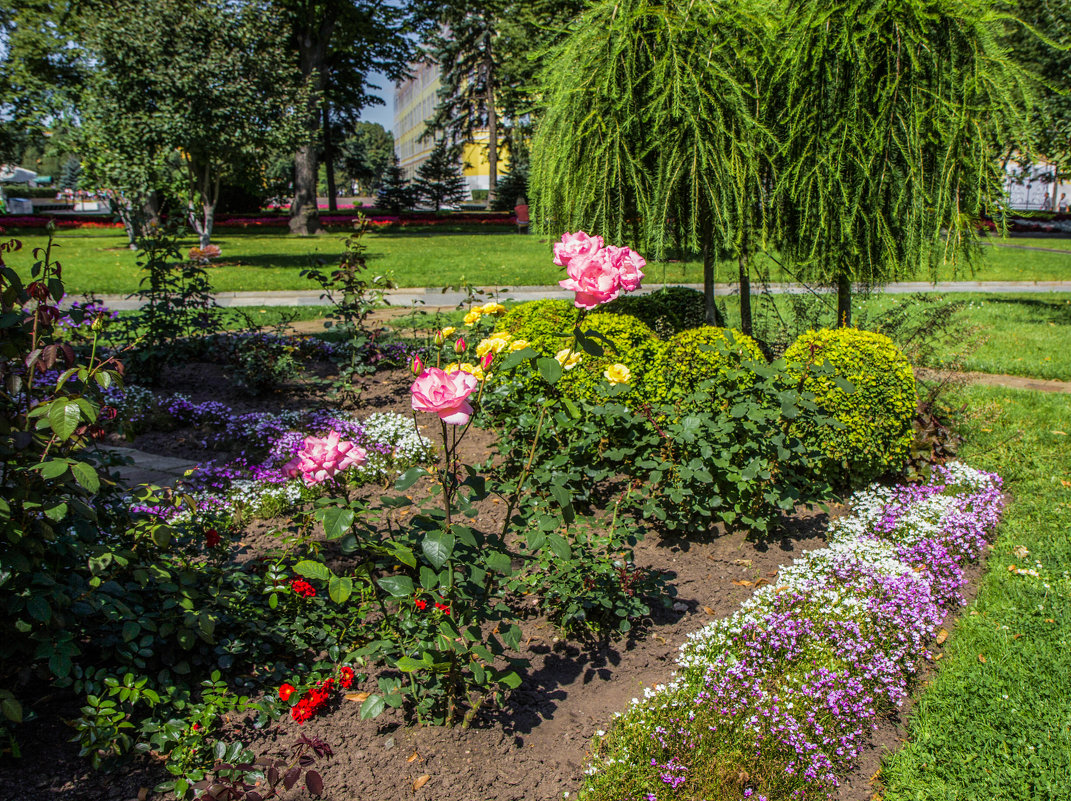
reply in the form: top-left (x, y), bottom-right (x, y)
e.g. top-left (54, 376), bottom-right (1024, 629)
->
top-left (578, 463), bottom-right (1005, 801)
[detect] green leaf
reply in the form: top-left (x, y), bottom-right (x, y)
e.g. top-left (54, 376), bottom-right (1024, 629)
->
top-left (419, 566), bottom-right (439, 590)
top-left (546, 533), bottom-right (572, 561)
top-left (377, 575), bottom-right (415, 597)
top-left (421, 530), bottom-right (454, 570)
top-left (498, 671), bottom-right (522, 689)
top-left (484, 551), bottom-right (512, 575)
top-left (70, 461), bottom-right (100, 493)
top-left (294, 560), bottom-right (332, 582)
top-left (122, 621), bottom-right (140, 642)
top-left (319, 507), bottom-right (355, 540)
top-left (328, 576), bottom-right (353, 604)
top-left (48, 398), bottom-right (82, 441)
top-left (536, 357), bottom-right (562, 385)
top-left (395, 656), bottom-right (430, 673)
top-left (359, 694), bottom-right (386, 719)
top-left (26, 596), bottom-right (50, 623)
top-left (38, 459), bottom-right (69, 480)
top-left (1, 698), bottom-right (22, 724)
top-left (394, 467), bottom-right (426, 491)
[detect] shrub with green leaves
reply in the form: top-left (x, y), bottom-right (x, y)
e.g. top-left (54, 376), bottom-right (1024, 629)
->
top-left (648, 326), bottom-right (765, 407)
top-left (494, 298), bottom-right (581, 354)
top-left (603, 286), bottom-right (705, 338)
top-left (556, 312), bottom-right (660, 405)
top-left (784, 328), bottom-right (916, 486)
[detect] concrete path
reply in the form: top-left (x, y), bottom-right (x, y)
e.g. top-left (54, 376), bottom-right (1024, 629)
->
top-left (87, 280), bottom-right (1071, 311)
top-left (97, 445), bottom-right (199, 487)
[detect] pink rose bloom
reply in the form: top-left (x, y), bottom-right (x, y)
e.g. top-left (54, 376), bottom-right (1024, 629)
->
top-left (284, 431), bottom-right (367, 485)
top-left (411, 367), bottom-right (480, 425)
top-left (553, 231), bottom-right (604, 267)
top-left (558, 249), bottom-right (623, 309)
top-left (606, 245), bottom-right (646, 292)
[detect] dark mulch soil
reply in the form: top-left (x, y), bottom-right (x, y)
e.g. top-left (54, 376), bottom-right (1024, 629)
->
top-left (0, 365), bottom-right (985, 801)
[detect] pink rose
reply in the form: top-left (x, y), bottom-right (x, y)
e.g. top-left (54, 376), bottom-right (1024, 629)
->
top-left (606, 245), bottom-right (646, 292)
top-left (411, 367), bottom-right (481, 425)
top-left (558, 249), bottom-right (623, 309)
top-left (284, 431), bottom-right (367, 485)
top-left (553, 231), bottom-right (604, 267)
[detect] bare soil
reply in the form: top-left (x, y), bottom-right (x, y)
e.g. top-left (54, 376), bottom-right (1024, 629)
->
top-left (0, 365), bottom-right (987, 801)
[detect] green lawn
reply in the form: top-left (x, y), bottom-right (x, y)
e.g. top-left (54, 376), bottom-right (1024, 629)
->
top-left (881, 385), bottom-right (1071, 800)
top-left (6, 227), bottom-right (1071, 294)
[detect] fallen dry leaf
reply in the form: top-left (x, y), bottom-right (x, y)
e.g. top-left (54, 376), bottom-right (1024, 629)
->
top-left (1061, 480), bottom-right (1071, 488)
top-left (753, 578), bottom-right (769, 588)
top-left (413, 774), bottom-right (431, 791)
top-left (732, 579), bottom-right (754, 587)
top-left (732, 559), bottom-right (753, 567)
top-left (977, 654), bottom-right (987, 664)
top-left (345, 692), bottom-right (370, 703)
top-left (1008, 564), bottom-right (1018, 573)
top-left (407, 752), bottom-right (421, 763)
top-left (766, 571), bottom-right (778, 578)
top-left (934, 653), bottom-right (943, 660)
top-left (1053, 430), bottom-right (1067, 436)
top-left (1045, 618), bottom-right (1056, 623)
top-left (702, 605), bottom-right (717, 616)
top-left (1013, 545), bottom-right (1030, 559)
top-left (936, 629), bottom-right (949, 645)
top-left (138, 789), bottom-right (149, 801)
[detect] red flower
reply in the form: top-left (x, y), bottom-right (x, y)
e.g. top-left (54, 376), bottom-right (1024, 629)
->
top-left (339, 666), bottom-right (355, 689)
top-left (289, 678), bottom-right (336, 724)
top-left (191, 723), bottom-right (201, 731)
top-left (290, 579), bottom-right (316, 598)
top-left (205, 529), bottom-right (221, 548)
top-left (435, 601), bottom-right (451, 615)
top-left (413, 599), bottom-right (427, 611)
top-left (279, 683), bottom-right (296, 701)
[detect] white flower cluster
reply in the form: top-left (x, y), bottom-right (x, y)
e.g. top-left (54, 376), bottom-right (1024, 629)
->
top-left (360, 412), bottom-right (433, 463)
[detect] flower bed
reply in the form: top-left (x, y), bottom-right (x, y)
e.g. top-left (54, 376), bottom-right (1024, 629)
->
top-left (580, 462), bottom-right (1004, 801)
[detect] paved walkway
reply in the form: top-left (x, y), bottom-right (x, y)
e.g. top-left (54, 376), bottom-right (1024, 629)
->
top-left (88, 280), bottom-right (1071, 311)
top-left (97, 445), bottom-right (199, 487)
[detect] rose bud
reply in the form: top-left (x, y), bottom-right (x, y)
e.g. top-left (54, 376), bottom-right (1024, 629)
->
top-left (454, 337), bottom-right (467, 354)
top-left (411, 354), bottom-right (424, 376)
top-left (481, 351), bottom-right (494, 371)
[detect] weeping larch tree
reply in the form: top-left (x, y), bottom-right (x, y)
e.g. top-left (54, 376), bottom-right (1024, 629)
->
top-left (530, 0), bottom-right (776, 331)
top-left (772, 0), bottom-right (1036, 325)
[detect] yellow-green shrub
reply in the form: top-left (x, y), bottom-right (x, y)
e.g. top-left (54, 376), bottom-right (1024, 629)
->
top-left (603, 286), bottom-right (706, 338)
top-left (784, 328), bottom-right (916, 486)
top-left (648, 326), bottom-right (766, 406)
top-left (494, 299), bottom-right (580, 355)
top-left (556, 313), bottom-right (661, 405)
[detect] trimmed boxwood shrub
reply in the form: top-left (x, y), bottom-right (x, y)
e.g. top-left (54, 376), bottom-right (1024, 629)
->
top-left (556, 312), bottom-right (660, 405)
top-left (603, 286), bottom-right (705, 338)
top-left (784, 328), bottom-right (916, 486)
top-left (648, 326), bottom-right (766, 407)
top-left (495, 299), bottom-right (580, 355)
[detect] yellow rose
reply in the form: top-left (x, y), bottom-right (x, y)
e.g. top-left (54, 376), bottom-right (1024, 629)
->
top-left (475, 332), bottom-right (512, 358)
top-left (603, 363), bottom-right (631, 385)
top-left (509, 339), bottom-right (530, 351)
top-left (446, 361), bottom-right (485, 381)
top-left (439, 326), bottom-right (456, 339)
top-left (479, 302), bottom-right (506, 315)
top-left (555, 348), bottom-right (583, 371)
top-left (463, 310), bottom-right (482, 326)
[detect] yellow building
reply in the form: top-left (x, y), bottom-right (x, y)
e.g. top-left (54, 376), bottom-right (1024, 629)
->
top-left (393, 62), bottom-right (507, 199)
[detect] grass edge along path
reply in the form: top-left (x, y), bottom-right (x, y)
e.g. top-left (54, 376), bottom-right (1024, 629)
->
top-left (880, 385), bottom-right (1071, 800)
top-left (575, 462), bottom-right (1005, 800)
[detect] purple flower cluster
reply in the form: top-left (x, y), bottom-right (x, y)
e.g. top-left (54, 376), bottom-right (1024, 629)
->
top-left (585, 463), bottom-right (1004, 800)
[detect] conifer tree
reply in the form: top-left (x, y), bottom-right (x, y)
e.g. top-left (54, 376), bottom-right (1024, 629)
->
top-left (58, 156), bottom-right (81, 191)
top-left (375, 155), bottom-right (414, 213)
top-left (413, 139), bottom-right (468, 211)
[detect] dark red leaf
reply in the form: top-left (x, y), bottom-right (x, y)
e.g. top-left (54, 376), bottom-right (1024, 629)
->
top-left (283, 766), bottom-right (301, 791)
top-left (305, 770), bottom-right (324, 796)
top-left (267, 766), bottom-right (279, 785)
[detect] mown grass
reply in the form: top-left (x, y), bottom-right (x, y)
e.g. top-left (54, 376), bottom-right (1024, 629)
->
top-left (880, 385), bottom-right (1071, 800)
top-left (6, 227), bottom-right (1071, 294)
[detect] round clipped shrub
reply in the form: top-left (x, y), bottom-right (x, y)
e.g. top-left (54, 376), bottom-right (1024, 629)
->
top-left (556, 312), bottom-right (661, 405)
top-left (648, 326), bottom-right (766, 406)
top-left (784, 328), bottom-right (916, 486)
top-left (603, 286), bottom-right (706, 338)
top-left (494, 299), bottom-right (580, 355)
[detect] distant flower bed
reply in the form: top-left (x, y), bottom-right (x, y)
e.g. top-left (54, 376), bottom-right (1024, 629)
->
top-left (1, 211), bottom-right (516, 231)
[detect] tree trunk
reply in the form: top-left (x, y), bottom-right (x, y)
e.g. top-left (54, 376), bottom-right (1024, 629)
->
top-left (836, 272), bottom-right (852, 327)
top-left (702, 229), bottom-right (726, 327)
top-left (323, 100), bottom-right (337, 211)
top-left (738, 248), bottom-right (752, 335)
top-left (485, 56), bottom-right (497, 209)
top-left (142, 191), bottom-right (161, 228)
top-left (289, 18), bottom-right (334, 235)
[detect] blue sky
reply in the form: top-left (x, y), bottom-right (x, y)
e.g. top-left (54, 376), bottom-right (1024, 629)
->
top-left (359, 70), bottom-right (395, 133)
